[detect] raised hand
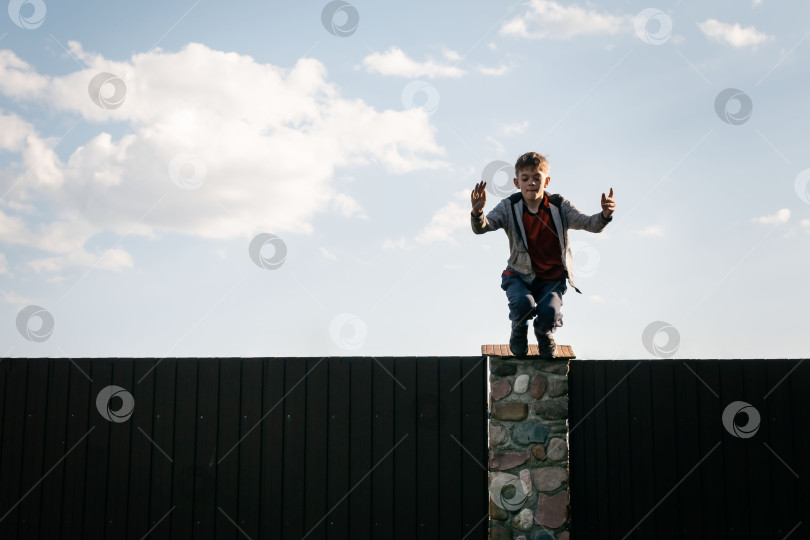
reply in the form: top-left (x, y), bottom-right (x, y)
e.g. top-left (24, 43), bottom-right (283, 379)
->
top-left (601, 187), bottom-right (615, 218)
top-left (471, 181), bottom-right (487, 215)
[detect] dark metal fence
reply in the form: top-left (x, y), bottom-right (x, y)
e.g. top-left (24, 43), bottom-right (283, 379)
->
top-left (0, 356), bottom-right (487, 539)
top-left (569, 359), bottom-right (809, 540)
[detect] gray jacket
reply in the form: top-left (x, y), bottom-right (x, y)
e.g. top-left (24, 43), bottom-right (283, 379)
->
top-left (471, 191), bottom-right (612, 293)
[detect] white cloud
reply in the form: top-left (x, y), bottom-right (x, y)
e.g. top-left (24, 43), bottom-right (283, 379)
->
top-left (0, 198), bottom-right (137, 274)
top-left (801, 219), bottom-right (810, 227)
top-left (331, 192), bottom-right (369, 220)
top-left (0, 112), bottom-right (64, 188)
top-left (382, 236), bottom-right (411, 250)
top-left (394, 177), bottom-right (486, 246)
top-left (485, 136), bottom-right (506, 158)
top-left (0, 288), bottom-right (30, 305)
top-left (500, 0), bottom-right (633, 40)
top-left (0, 42), bottom-right (446, 275)
top-left (441, 48), bottom-right (462, 61)
top-left (752, 209), bottom-right (790, 224)
top-left (360, 46), bottom-right (465, 78)
top-left (697, 19), bottom-right (771, 48)
top-left (319, 247), bottom-right (337, 260)
top-left (0, 49), bottom-right (49, 100)
top-left (414, 189), bottom-right (471, 244)
top-left (0, 253), bottom-right (10, 275)
top-left (1, 200), bottom-right (37, 214)
top-left (497, 121), bottom-right (529, 136)
top-left (360, 46), bottom-right (507, 78)
top-left (477, 63), bottom-right (510, 76)
top-left (589, 295), bottom-right (604, 303)
top-left (28, 247), bottom-right (134, 273)
top-left (0, 111), bottom-right (31, 151)
top-left (632, 225), bottom-right (663, 236)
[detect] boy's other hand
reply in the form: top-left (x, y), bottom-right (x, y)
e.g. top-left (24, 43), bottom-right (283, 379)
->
top-left (601, 187), bottom-right (615, 218)
top-left (471, 181), bottom-right (487, 216)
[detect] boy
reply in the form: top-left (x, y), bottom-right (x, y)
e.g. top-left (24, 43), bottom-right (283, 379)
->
top-left (470, 152), bottom-right (616, 357)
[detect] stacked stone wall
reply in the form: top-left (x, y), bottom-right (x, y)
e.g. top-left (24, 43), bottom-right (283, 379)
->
top-left (488, 357), bottom-right (570, 540)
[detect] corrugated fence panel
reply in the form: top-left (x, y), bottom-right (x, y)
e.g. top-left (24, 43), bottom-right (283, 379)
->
top-left (569, 359), bottom-right (809, 540)
top-left (1, 358), bottom-right (27, 539)
top-left (460, 355), bottom-right (487, 533)
top-left (392, 356), bottom-right (417, 540)
top-left (325, 356), bottom-right (351, 539)
top-left (371, 356), bottom-right (395, 535)
top-left (0, 356), bottom-right (487, 540)
top-left (348, 356), bottom-right (373, 539)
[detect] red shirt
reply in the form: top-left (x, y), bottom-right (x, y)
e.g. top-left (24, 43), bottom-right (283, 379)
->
top-left (522, 193), bottom-right (566, 280)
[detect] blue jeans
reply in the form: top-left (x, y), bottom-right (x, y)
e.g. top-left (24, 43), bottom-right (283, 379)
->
top-left (500, 271), bottom-right (567, 335)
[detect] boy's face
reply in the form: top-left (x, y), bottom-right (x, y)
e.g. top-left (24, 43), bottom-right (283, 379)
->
top-left (513, 166), bottom-right (550, 203)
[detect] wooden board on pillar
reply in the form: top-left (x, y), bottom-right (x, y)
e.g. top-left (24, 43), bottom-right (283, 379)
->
top-left (481, 344), bottom-right (576, 359)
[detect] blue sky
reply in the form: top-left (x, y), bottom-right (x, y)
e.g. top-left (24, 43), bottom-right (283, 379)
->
top-left (1, 0), bottom-right (808, 359)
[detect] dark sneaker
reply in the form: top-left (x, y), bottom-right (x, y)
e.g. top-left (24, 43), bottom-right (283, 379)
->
top-left (536, 331), bottom-right (557, 358)
top-left (509, 324), bottom-right (529, 357)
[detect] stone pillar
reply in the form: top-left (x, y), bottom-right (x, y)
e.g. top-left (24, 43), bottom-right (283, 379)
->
top-left (487, 356), bottom-right (570, 540)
